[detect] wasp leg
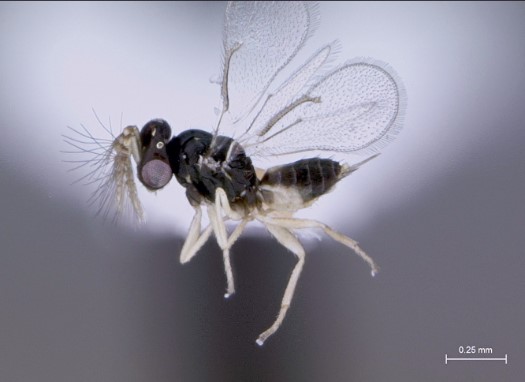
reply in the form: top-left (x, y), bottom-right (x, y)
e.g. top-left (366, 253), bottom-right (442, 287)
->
top-left (214, 188), bottom-right (236, 218)
top-left (208, 188), bottom-right (253, 298)
top-left (208, 195), bottom-right (235, 299)
top-left (180, 206), bottom-right (214, 264)
top-left (260, 216), bottom-right (379, 276)
top-left (226, 218), bottom-right (249, 248)
top-left (215, 188), bottom-right (252, 248)
top-left (256, 223), bottom-right (305, 346)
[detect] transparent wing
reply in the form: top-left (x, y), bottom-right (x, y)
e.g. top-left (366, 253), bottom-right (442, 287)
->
top-left (242, 58), bottom-right (406, 159)
top-left (214, 1), bottom-right (406, 163)
top-left (216, 1), bottom-right (319, 128)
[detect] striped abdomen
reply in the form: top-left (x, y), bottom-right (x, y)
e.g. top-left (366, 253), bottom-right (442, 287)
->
top-left (259, 158), bottom-right (352, 211)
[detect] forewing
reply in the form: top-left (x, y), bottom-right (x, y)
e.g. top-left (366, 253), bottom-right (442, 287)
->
top-left (218, 1), bottom-right (319, 126)
top-left (242, 58), bottom-right (406, 159)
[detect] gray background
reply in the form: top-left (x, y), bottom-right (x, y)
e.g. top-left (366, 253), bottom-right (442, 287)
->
top-left (1, 1), bottom-right (524, 381)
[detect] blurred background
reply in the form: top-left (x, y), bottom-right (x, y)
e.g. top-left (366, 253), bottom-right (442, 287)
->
top-left (1, 1), bottom-right (524, 381)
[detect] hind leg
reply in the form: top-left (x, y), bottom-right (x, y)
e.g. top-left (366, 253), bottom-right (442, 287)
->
top-left (258, 215), bottom-right (379, 276)
top-left (256, 222), bottom-right (306, 346)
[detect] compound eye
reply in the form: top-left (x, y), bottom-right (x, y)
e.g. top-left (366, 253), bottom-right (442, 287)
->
top-left (141, 159), bottom-right (172, 189)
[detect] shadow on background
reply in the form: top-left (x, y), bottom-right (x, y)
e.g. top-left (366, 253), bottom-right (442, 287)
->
top-left (1, 133), bottom-right (524, 381)
top-left (1, 2), bottom-right (525, 380)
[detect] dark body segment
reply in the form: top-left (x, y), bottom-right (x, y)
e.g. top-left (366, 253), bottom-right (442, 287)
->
top-left (261, 158), bottom-right (347, 203)
top-left (137, 119), bottom-right (173, 190)
top-left (166, 129), bottom-right (259, 208)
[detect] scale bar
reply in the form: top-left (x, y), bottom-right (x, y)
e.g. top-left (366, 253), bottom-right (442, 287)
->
top-left (445, 354), bottom-right (508, 364)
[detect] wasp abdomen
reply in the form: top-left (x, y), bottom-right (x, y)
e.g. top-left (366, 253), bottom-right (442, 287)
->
top-left (260, 158), bottom-right (350, 210)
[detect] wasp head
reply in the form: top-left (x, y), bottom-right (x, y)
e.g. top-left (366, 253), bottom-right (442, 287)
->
top-left (138, 119), bottom-right (173, 190)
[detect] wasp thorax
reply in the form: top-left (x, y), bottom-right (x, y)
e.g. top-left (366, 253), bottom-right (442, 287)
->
top-left (138, 119), bottom-right (173, 190)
